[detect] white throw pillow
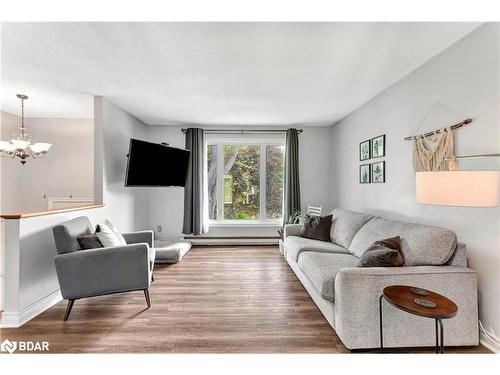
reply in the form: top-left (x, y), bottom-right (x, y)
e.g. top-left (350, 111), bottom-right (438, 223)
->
top-left (96, 220), bottom-right (127, 247)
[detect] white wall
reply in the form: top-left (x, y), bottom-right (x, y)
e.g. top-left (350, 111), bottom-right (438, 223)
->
top-left (139, 125), bottom-right (332, 239)
top-left (1, 206), bottom-right (108, 326)
top-left (1, 111), bottom-right (94, 212)
top-left (329, 24), bottom-right (500, 343)
top-left (1, 97), bottom-right (149, 321)
top-left (93, 96), bottom-right (149, 232)
top-left (0, 108), bottom-right (3, 310)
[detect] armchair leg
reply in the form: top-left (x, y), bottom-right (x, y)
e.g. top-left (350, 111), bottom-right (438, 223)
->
top-left (144, 289), bottom-right (151, 308)
top-left (151, 273), bottom-right (155, 282)
top-left (63, 299), bottom-right (75, 321)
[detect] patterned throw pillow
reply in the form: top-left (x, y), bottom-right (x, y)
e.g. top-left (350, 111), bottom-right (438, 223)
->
top-left (77, 233), bottom-right (104, 250)
top-left (357, 236), bottom-right (405, 267)
top-left (96, 220), bottom-right (127, 247)
top-left (300, 214), bottom-right (333, 242)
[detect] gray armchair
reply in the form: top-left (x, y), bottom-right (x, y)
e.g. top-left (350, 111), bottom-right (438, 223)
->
top-left (52, 216), bottom-right (156, 321)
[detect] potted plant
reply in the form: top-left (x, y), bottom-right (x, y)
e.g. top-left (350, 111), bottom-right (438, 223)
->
top-left (278, 209), bottom-right (303, 240)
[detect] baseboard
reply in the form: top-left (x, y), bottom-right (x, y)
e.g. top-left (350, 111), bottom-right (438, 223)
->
top-left (185, 238), bottom-right (279, 245)
top-left (0, 289), bottom-right (62, 328)
top-left (480, 332), bottom-right (500, 353)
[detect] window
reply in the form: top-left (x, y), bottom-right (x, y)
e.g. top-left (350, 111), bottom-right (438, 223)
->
top-left (206, 139), bottom-right (284, 223)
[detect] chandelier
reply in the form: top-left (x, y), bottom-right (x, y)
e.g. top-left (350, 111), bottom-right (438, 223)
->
top-left (0, 94), bottom-right (52, 165)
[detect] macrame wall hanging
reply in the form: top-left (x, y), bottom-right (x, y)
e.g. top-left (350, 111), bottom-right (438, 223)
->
top-left (412, 128), bottom-right (454, 171)
top-left (404, 102), bottom-right (472, 172)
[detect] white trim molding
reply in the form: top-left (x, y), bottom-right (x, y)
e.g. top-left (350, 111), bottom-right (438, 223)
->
top-left (206, 137), bottom-right (285, 224)
top-left (0, 205), bottom-right (106, 328)
top-left (47, 197), bottom-right (94, 209)
top-left (184, 237), bottom-right (279, 246)
top-left (1, 289), bottom-right (62, 328)
top-left (480, 332), bottom-right (500, 353)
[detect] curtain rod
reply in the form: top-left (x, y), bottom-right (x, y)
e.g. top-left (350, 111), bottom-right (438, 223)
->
top-left (181, 128), bottom-right (303, 134)
top-left (404, 118), bottom-right (472, 141)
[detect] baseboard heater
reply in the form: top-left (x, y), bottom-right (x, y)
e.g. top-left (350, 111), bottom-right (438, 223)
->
top-left (181, 236), bottom-right (280, 245)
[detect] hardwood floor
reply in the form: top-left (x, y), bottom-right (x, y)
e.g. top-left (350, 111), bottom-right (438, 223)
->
top-left (0, 246), bottom-right (491, 354)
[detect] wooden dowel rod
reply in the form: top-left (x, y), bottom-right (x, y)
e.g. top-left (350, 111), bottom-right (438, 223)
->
top-left (404, 118), bottom-right (472, 141)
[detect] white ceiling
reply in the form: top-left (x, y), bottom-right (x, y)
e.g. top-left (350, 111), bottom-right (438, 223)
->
top-left (1, 22), bottom-right (481, 125)
top-left (1, 82), bottom-right (93, 119)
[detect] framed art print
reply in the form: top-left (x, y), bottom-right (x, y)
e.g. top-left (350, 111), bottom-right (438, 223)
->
top-left (360, 164), bottom-right (371, 184)
top-left (371, 134), bottom-right (385, 158)
top-left (359, 139), bottom-right (370, 161)
top-left (371, 161), bottom-right (385, 183)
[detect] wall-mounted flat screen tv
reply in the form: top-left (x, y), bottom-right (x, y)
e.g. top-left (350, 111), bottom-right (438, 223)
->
top-left (125, 138), bottom-right (190, 187)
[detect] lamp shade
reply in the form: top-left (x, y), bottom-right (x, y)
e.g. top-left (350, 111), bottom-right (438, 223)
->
top-left (0, 141), bottom-right (10, 151)
top-left (29, 143), bottom-right (52, 153)
top-left (416, 171), bottom-right (500, 207)
top-left (10, 139), bottom-right (30, 150)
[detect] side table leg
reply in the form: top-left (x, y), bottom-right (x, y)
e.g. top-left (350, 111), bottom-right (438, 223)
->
top-left (379, 295), bottom-right (384, 353)
top-left (438, 318), bottom-right (444, 354)
top-left (435, 319), bottom-right (439, 354)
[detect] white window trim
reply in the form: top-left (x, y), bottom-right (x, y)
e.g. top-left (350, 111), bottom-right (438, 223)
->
top-left (208, 220), bottom-right (282, 227)
top-left (205, 135), bottom-right (285, 225)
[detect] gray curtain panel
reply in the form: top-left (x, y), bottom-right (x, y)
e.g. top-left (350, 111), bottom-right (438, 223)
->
top-left (284, 128), bottom-right (301, 224)
top-left (182, 128), bottom-right (207, 235)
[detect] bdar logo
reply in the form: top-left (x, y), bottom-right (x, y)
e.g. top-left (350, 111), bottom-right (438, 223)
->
top-left (1, 339), bottom-right (17, 354)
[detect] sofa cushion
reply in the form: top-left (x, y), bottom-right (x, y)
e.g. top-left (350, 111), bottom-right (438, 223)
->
top-left (298, 252), bottom-right (359, 302)
top-left (349, 217), bottom-right (457, 265)
top-left (330, 208), bottom-right (374, 248)
top-left (284, 236), bottom-right (349, 262)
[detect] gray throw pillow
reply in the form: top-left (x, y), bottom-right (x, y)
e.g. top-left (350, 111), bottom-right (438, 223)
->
top-left (78, 233), bottom-right (104, 250)
top-left (300, 214), bottom-right (333, 242)
top-left (358, 236), bottom-right (405, 267)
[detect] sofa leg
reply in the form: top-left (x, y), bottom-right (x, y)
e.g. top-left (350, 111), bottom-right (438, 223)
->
top-left (144, 289), bottom-right (151, 308)
top-left (151, 273), bottom-right (155, 282)
top-left (63, 299), bottom-right (75, 321)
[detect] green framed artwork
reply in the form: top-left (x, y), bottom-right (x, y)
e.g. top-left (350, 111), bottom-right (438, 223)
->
top-left (371, 134), bottom-right (385, 158)
top-left (359, 139), bottom-right (370, 161)
top-left (371, 161), bottom-right (385, 183)
top-left (360, 164), bottom-right (371, 184)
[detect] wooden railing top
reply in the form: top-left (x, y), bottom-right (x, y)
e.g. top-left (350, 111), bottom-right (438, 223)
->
top-left (0, 204), bottom-right (104, 219)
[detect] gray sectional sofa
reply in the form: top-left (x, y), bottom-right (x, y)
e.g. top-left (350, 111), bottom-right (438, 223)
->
top-left (283, 208), bottom-right (478, 350)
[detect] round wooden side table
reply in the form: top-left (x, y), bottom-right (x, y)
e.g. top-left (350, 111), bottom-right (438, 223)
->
top-left (379, 285), bottom-right (458, 353)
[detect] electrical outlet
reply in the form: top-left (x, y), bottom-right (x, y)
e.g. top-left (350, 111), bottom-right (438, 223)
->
top-left (157, 225), bottom-right (163, 233)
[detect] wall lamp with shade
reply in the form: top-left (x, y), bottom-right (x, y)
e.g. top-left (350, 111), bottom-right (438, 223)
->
top-left (416, 154), bottom-right (500, 207)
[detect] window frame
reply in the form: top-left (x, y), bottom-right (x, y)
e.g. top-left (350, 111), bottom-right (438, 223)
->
top-left (205, 134), bottom-right (285, 226)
